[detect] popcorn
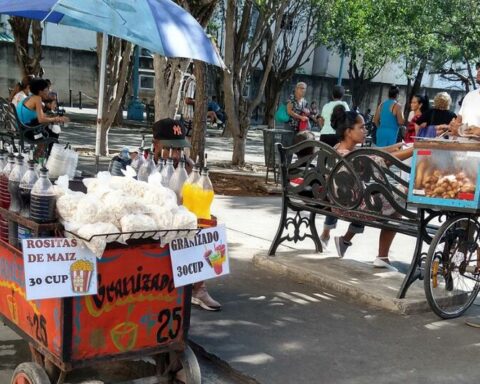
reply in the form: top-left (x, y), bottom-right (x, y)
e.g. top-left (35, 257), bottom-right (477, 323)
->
top-left (70, 259), bottom-right (94, 293)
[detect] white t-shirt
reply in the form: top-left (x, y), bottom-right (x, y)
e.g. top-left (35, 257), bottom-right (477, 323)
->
top-left (12, 91), bottom-right (27, 107)
top-left (320, 100), bottom-right (350, 135)
top-left (181, 75), bottom-right (196, 120)
top-left (459, 89), bottom-right (480, 127)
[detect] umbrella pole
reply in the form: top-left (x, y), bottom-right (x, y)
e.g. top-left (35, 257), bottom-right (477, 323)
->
top-left (95, 32), bottom-right (108, 156)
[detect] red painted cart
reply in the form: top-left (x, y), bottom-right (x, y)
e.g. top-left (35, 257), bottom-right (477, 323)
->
top-left (0, 208), bottom-right (202, 384)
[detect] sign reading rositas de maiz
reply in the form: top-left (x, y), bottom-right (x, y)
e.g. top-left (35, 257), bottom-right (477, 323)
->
top-left (169, 225), bottom-right (229, 287)
top-left (22, 238), bottom-right (98, 300)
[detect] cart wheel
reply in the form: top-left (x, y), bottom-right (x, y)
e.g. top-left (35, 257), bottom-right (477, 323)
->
top-left (156, 345), bottom-right (201, 384)
top-left (424, 214), bottom-right (480, 319)
top-left (177, 346), bottom-right (201, 384)
top-left (10, 362), bottom-right (51, 384)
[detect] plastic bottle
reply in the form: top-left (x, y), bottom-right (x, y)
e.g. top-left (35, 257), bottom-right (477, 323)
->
top-left (0, 144), bottom-right (12, 242)
top-left (8, 154), bottom-right (27, 248)
top-left (160, 148), bottom-right (175, 188)
top-left (181, 158), bottom-right (200, 211)
top-left (155, 157), bottom-right (165, 174)
top-left (131, 136), bottom-right (145, 173)
top-left (0, 147), bottom-right (15, 209)
top-left (30, 167), bottom-right (56, 223)
top-left (0, 141), bottom-right (7, 172)
top-left (137, 144), bottom-right (156, 182)
top-left (8, 154), bottom-right (27, 213)
top-left (169, 151), bottom-right (189, 203)
top-left (19, 152), bottom-right (38, 218)
top-left (191, 155), bottom-right (214, 220)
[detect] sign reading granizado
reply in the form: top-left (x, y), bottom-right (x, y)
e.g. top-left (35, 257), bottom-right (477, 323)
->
top-left (169, 225), bottom-right (229, 287)
top-left (22, 238), bottom-right (98, 300)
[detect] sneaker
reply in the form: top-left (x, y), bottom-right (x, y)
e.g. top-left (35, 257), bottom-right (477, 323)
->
top-left (334, 236), bottom-right (350, 258)
top-left (373, 257), bottom-right (398, 272)
top-left (320, 235), bottom-right (330, 250)
top-left (192, 286), bottom-right (221, 311)
top-left (216, 119), bottom-right (223, 125)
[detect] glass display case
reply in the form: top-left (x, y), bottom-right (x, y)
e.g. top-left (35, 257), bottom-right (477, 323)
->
top-left (408, 141), bottom-right (480, 211)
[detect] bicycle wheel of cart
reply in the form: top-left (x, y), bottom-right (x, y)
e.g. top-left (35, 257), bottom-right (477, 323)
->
top-left (10, 362), bottom-right (50, 384)
top-left (424, 214), bottom-right (480, 319)
top-left (156, 345), bottom-right (201, 384)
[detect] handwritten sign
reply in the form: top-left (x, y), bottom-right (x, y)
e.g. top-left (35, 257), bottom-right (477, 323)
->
top-left (169, 225), bottom-right (229, 287)
top-left (22, 238), bottom-right (98, 300)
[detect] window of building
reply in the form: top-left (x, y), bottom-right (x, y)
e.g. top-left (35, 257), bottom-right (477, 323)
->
top-left (140, 74), bottom-right (154, 90)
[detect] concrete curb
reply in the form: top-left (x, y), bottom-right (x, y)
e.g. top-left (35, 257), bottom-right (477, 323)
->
top-left (253, 252), bottom-right (431, 315)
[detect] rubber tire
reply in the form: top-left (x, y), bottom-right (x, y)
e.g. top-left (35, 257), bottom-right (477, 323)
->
top-left (10, 362), bottom-right (51, 384)
top-left (424, 214), bottom-right (480, 319)
top-left (178, 346), bottom-right (201, 384)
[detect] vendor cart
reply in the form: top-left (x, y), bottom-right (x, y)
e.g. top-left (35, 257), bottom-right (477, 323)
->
top-left (408, 140), bottom-right (480, 319)
top-left (0, 207), bottom-right (203, 384)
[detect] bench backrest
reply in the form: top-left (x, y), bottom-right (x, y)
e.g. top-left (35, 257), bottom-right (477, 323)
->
top-left (277, 140), bottom-right (416, 221)
top-left (3, 103), bottom-right (18, 134)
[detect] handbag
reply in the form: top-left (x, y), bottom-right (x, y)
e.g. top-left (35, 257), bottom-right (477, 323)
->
top-left (417, 125), bottom-right (437, 138)
top-left (275, 103), bottom-right (290, 123)
top-left (417, 110), bottom-right (437, 138)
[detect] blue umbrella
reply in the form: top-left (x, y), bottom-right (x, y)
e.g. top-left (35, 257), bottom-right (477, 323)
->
top-left (0, 0), bottom-right (224, 154)
top-left (0, 0), bottom-right (224, 67)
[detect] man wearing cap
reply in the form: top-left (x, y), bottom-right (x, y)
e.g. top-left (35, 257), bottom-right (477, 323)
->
top-left (152, 118), bottom-right (222, 311)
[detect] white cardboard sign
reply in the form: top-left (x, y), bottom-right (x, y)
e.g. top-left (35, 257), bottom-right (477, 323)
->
top-left (169, 225), bottom-right (229, 287)
top-left (22, 238), bottom-right (98, 300)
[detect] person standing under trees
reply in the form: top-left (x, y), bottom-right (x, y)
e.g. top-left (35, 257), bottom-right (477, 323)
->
top-left (286, 82), bottom-right (310, 132)
top-left (404, 94), bottom-right (429, 143)
top-left (180, 70), bottom-right (196, 136)
top-left (373, 85), bottom-right (404, 147)
top-left (416, 92), bottom-right (456, 136)
top-left (318, 85), bottom-right (350, 146)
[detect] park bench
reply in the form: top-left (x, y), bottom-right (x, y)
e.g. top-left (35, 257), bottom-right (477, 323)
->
top-left (269, 140), bottom-right (441, 299)
top-left (1, 101), bottom-right (55, 154)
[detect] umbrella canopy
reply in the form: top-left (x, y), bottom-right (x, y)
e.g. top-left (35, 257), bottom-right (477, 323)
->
top-left (0, 0), bottom-right (224, 67)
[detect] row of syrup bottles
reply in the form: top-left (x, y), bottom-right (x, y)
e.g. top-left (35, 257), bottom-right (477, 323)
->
top-left (0, 142), bottom-right (56, 248)
top-left (182, 154), bottom-right (214, 220)
top-left (132, 138), bottom-right (190, 204)
top-left (130, 137), bottom-right (214, 220)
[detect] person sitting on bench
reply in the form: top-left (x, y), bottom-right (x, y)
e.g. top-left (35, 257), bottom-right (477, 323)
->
top-left (207, 96), bottom-right (226, 127)
top-left (320, 105), bottom-right (413, 270)
top-left (17, 78), bottom-right (69, 140)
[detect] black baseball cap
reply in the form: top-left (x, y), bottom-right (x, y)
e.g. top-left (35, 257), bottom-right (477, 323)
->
top-left (152, 118), bottom-right (191, 148)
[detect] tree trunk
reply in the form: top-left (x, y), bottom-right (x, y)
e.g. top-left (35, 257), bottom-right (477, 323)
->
top-left (8, 17), bottom-right (43, 77)
top-left (465, 60), bottom-right (476, 91)
top-left (231, 103), bottom-right (249, 166)
top-left (30, 21), bottom-right (43, 76)
top-left (190, 61), bottom-right (207, 162)
top-left (153, 56), bottom-right (189, 120)
top-left (410, 59), bottom-right (427, 99)
top-left (350, 77), bottom-right (368, 109)
top-left (223, 0), bottom-right (241, 141)
top-left (97, 37), bottom-right (133, 155)
top-left (263, 71), bottom-right (283, 128)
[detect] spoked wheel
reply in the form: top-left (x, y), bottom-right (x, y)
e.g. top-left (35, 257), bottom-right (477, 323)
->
top-left (155, 345), bottom-right (201, 384)
top-left (10, 362), bottom-right (50, 384)
top-left (424, 214), bottom-right (480, 319)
